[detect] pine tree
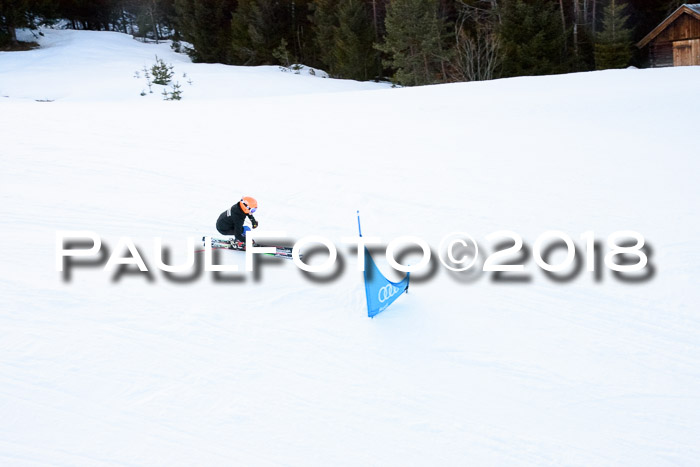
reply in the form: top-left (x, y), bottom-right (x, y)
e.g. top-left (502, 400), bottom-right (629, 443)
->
top-left (377, 0), bottom-right (447, 86)
top-left (230, 0), bottom-right (281, 65)
top-left (231, 0), bottom-right (312, 66)
top-left (0, 0), bottom-right (50, 46)
top-left (499, 0), bottom-right (571, 77)
top-left (310, 0), bottom-right (340, 73)
top-left (594, 0), bottom-right (632, 70)
top-left (334, 0), bottom-right (379, 80)
top-left (174, 0), bottom-right (236, 63)
top-left (311, 0), bottom-right (379, 80)
top-left (0, 0), bottom-right (27, 46)
top-left (150, 55), bottom-right (174, 84)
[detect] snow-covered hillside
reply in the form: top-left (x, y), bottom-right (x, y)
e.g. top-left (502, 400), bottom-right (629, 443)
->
top-left (0, 28), bottom-right (389, 101)
top-left (1, 28), bottom-right (699, 466)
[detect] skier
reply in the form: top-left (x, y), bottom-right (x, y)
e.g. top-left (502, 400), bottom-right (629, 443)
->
top-left (216, 196), bottom-right (259, 248)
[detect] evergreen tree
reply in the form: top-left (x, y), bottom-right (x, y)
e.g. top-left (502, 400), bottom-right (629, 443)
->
top-left (310, 0), bottom-right (339, 72)
top-left (0, 0), bottom-right (28, 46)
top-left (231, 0), bottom-right (312, 66)
top-left (175, 0), bottom-right (236, 63)
top-left (55, 0), bottom-right (122, 31)
top-left (0, 0), bottom-right (50, 46)
top-left (499, 0), bottom-right (571, 77)
top-left (311, 0), bottom-right (379, 80)
top-left (334, 0), bottom-right (379, 80)
top-left (594, 0), bottom-right (632, 69)
top-left (574, 22), bottom-right (596, 72)
top-left (377, 0), bottom-right (447, 86)
top-left (231, 0), bottom-right (280, 65)
top-left (156, 0), bottom-right (178, 33)
top-left (129, 0), bottom-right (176, 41)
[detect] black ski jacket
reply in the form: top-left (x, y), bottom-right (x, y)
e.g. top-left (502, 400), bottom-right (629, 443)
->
top-left (216, 203), bottom-right (258, 241)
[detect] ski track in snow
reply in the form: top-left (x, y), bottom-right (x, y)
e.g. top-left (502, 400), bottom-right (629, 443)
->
top-left (1, 28), bottom-right (700, 466)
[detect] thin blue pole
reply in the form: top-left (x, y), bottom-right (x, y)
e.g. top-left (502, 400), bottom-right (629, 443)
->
top-left (357, 210), bottom-right (370, 317)
top-left (356, 210), bottom-right (363, 237)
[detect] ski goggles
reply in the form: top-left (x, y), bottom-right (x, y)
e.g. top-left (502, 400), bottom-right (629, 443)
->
top-left (241, 200), bottom-right (257, 214)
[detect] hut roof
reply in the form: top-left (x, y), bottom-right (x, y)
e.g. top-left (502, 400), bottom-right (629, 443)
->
top-left (637, 4), bottom-right (700, 48)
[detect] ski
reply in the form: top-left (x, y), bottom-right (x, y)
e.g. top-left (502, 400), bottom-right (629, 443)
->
top-left (202, 236), bottom-right (296, 260)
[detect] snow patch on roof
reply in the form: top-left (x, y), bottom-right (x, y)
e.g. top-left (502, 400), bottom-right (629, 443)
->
top-left (686, 4), bottom-right (700, 15)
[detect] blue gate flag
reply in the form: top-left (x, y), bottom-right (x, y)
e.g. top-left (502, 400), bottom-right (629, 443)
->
top-left (363, 247), bottom-right (409, 318)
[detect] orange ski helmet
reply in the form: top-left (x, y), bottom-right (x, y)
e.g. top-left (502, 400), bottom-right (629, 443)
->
top-left (240, 196), bottom-right (258, 214)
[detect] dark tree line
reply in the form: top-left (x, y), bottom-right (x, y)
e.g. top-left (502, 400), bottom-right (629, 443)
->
top-left (1, 0), bottom-right (177, 46)
top-left (1, 0), bottom-right (684, 84)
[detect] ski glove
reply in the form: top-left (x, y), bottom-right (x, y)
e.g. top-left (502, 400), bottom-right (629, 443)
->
top-left (251, 218), bottom-right (259, 229)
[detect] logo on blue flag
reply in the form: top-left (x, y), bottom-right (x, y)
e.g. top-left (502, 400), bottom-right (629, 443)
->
top-left (363, 247), bottom-right (409, 318)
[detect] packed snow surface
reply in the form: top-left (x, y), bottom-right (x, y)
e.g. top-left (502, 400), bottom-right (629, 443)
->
top-left (1, 28), bottom-right (699, 466)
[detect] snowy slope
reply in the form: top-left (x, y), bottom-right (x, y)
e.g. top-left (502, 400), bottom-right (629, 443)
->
top-left (0, 28), bottom-right (389, 101)
top-left (1, 28), bottom-right (700, 466)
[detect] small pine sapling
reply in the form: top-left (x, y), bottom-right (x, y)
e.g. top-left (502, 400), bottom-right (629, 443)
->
top-left (151, 56), bottom-right (174, 85)
top-left (162, 82), bottom-right (183, 101)
top-left (272, 38), bottom-right (292, 69)
top-left (142, 66), bottom-right (153, 93)
top-left (169, 82), bottom-right (183, 100)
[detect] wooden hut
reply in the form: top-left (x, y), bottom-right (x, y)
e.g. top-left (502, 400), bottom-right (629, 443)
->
top-left (637, 4), bottom-right (700, 67)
